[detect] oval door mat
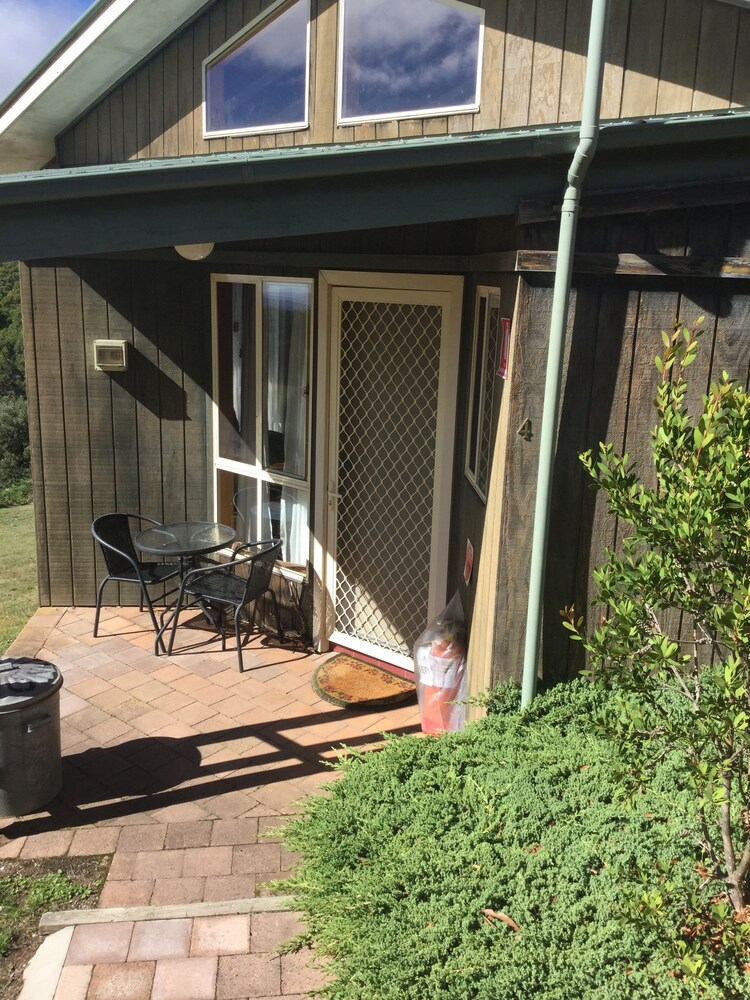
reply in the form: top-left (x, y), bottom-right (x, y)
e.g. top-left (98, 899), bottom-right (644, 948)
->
top-left (312, 654), bottom-right (416, 709)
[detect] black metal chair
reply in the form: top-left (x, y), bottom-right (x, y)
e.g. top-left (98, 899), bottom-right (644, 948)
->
top-left (91, 513), bottom-right (181, 643)
top-left (158, 539), bottom-right (283, 671)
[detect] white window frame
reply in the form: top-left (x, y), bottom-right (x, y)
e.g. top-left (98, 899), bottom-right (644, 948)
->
top-left (464, 285), bottom-right (501, 503)
top-left (203, 0), bottom-right (311, 139)
top-left (336, 0), bottom-right (484, 127)
top-left (210, 273), bottom-right (314, 562)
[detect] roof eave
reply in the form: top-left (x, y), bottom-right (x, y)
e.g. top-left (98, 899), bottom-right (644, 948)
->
top-left (0, 0), bottom-right (213, 175)
top-left (0, 109), bottom-right (748, 207)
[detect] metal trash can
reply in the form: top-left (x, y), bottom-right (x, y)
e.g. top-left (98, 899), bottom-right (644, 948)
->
top-left (0, 657), bottom-right (63, 817)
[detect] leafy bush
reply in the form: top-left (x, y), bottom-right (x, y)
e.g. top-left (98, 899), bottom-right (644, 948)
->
top-left (0, 477), bottom-right (32, 510)
top-left (0, 261), bottom-right (24, 398)
top-left (0, 395), bottom-right (29, 486)
top-left (565, 322), bottom-right (750, 913)
top-left (283, 680), bottom-right (750, 999)
top-left (0, 261), bottom-right (29, 498)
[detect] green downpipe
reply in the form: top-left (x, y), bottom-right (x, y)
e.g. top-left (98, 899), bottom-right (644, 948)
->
top-left (520, 0), bottom-right (611, 708)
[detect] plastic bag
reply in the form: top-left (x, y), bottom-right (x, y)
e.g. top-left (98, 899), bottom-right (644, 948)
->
top-left (413, 593), bottom-right (467, 734)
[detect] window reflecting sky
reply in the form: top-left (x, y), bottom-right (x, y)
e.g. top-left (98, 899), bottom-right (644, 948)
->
top-left (206, 0), bottom-right (308, 132)
top-left (340, 0), bottom-right (482, 120)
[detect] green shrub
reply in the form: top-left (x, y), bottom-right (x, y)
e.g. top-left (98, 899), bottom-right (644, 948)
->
top-left (565, 322), bottom-right (750, 914)
top-left (283, 680), bottom-right (750, 999)
top-left (0, 395), bottom-right (29, 488)
top-left (0, 477), bottom-right (32, 509)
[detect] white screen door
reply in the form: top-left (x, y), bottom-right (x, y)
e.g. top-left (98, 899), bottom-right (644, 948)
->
top-left (317, 273), bottom-right (462, 670)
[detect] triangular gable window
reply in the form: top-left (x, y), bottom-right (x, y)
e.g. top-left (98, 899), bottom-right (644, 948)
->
top-left (338, 0), bottom-right (484, 125)
top-left (204, 0), bottom-right (310, 137)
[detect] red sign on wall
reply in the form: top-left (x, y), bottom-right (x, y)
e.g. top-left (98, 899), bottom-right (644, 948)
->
top-left (497, 318), bottom-right (511, 379)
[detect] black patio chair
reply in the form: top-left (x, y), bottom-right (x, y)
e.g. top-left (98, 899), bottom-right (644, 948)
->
top-left (91, 513), bottom-right (181, 643)
top-left (158, 539), bottom-right (283, 671)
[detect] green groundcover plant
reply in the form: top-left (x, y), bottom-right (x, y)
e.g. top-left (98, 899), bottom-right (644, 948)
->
top-left (283, 680), bottom-right (750, 999)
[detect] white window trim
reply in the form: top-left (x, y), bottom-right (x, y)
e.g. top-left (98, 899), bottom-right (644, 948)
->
top-left (210, 273), bottom-right (315, 546)
top-left (202, 0), bottom-right (311, 139)
top-left (464, 285), bottom-right (500, 504)
top-left (336, 0), bottom-right (484, 127)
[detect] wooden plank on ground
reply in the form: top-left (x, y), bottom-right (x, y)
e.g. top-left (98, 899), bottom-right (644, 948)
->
top-left (40, 896), bottom-right (296, 935)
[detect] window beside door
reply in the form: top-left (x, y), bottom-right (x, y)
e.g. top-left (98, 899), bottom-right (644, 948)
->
top-left (212, 276), bottom-right (313, 567)
top-left (465, 286), bottom-right (502, 502)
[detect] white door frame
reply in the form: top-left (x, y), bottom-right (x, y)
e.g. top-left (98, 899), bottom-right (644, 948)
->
top-left (313, 270), bottom-right (463, 666)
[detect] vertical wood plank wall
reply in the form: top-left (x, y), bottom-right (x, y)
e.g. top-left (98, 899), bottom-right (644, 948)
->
top-left (56, 0), bottom-right (748, 167)
top-left (20, 261), bottom-right (212, 607)
top-left (493, 202), bottom-right (750, 688)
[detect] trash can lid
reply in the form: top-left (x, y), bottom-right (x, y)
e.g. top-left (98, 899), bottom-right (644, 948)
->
top-left (0, 658), bottom-right (63, 711)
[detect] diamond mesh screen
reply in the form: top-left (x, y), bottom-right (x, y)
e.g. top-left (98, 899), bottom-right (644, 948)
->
top-left (477, 300), bottom-right (502, 495)
top-left (335, 299), bottom-right (442, 657)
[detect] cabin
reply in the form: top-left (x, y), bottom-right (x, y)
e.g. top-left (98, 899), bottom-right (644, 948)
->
top-left (0, 0), bottom-right (748, 699)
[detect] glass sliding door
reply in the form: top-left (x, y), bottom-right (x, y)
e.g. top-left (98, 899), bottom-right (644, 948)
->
top-left (212, 275), bottom-right (313, 568)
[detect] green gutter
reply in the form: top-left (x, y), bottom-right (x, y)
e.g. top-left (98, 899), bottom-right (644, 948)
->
top-left (0, 110), bottom-right (748, 207)
top-left (521, 0), bottom-right (611, 708)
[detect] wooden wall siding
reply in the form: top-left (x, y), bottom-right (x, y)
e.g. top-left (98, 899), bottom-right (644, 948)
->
top-left (20, 261), bottom-right (212, 608)
top-left (493, 271), bottom-right (750, 687)
top-left (56, 0), bottom-right (748, 168)
top-left (519, 202), bottom-right (750, 260)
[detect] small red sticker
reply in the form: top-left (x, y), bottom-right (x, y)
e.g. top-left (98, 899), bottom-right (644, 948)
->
top-left (464, 539), bottom-right (474, 585)
top-left (497, 318), bottom-right (511, 379)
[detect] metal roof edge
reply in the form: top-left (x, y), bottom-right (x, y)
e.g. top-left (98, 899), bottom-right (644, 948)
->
top-left (0, 109), bottom-right (747, 206)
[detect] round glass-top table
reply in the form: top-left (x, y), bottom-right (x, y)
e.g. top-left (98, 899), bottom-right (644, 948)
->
top-left (135, 521), bottom-right (236, 559)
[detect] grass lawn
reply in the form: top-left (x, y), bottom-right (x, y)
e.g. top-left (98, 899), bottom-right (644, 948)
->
top-left (0, 504), bottom-right (37, 655)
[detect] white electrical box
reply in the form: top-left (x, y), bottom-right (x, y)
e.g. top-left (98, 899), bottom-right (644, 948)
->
top-left (94, 340), bottom-right (128, 372)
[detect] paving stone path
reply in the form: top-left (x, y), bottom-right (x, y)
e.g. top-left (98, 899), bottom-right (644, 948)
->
top-left (1, 605), bottom-right (421, 999)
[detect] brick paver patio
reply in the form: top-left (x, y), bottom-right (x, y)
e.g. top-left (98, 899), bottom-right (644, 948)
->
top-left (1, 605), bottom-right (422, 999)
